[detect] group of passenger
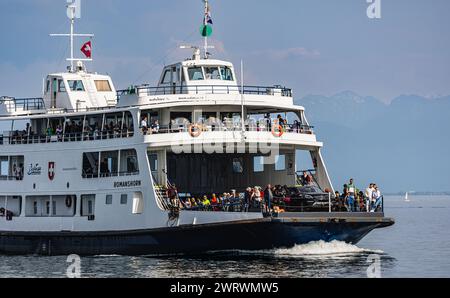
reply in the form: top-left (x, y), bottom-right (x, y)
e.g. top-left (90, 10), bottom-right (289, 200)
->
top-left (139, 113), bottom-right (311, 135)
top-left (169, 184), bottom-right (282, 214)
top-left (334, 179), bottom-right (383, 212)
top-left (9, 120), bottom-right (133, 144)
top-left (141, 116), bottom-right (160, 134)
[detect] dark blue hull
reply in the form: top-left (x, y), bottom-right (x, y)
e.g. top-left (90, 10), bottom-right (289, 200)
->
top-left (0, 215), bottom-right (394, 256)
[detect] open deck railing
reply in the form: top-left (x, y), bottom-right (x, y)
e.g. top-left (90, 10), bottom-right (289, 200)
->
top-left (1, 129), bottom-right (134, 145)
top-left (117, 84), bottom-right (293, 99)
top-left (82, 171), bottom-right (140, 179)
top-left (0, 97), bottom-right (45, 112)
top-left (143, 123), bottom-right (314, 135)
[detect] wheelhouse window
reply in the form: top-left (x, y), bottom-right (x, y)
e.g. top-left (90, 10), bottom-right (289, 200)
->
top-left (94, 80), bottom-right (112, 92)
top-left (220, 66), bottom-right (234, 81)
top-left (204, 67), bottom-right (221, 80)
top-left (188, 67), bottom-right (204, 81)
top-left (68, 80), bottom-right (85, 92)
top-left (45, 80), bottom-right (51, 93)
top-left (58, 80), bottom-right (66, 92)
top-left (161, 69), bottom-right (172, 84)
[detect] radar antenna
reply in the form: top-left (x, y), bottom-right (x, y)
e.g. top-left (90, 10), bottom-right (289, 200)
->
top-left (50, 0), bottom-right (94, 72)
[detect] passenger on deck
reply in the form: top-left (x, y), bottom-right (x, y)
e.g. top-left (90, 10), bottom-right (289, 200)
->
top-left (211, 193), bottom-right (218, 205)
top-left (264, 184), bottom-right (273, 213)
top-left (334, 191), bottom-right (345, 211)
top-left (347, 178), bottom-right (357, 212)
top-left (56, 125), bottom-right (63, 138)
top-left (365, 183), bottom-right (374, 212)
top-left (264, 113), bottom-right (272, 131)
top-left (254, 186), bottom-right (262, 208)
top-left (277, 114), bottom-right (286, 127)
top-left (141, 116), bottom-right (148, 134)
top-left (243, 187), bottom-right (253, 212)
top-left (342, 184), bottom-right (350, 211)
top-left (202, 196), bottom-right (211, 210)
top-left (184, 198), bottom-right (192, 209)
top-left (371, 184), bottom-right (382, 212)
top-left (151, 120), bottom-right (160, 134)
top-left (168, 184), bottom-right (178, 207)
top-left (301, 171), bottom-right (309, 186)
top-left (190, 198), bottom-right (197, 209)
top-left (357, 191), bottom-right (365, 212)
top-left (292, 120), bottom-right (301, 133)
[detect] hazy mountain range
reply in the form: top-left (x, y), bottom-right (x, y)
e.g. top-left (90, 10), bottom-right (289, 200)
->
top-left (295, 91), bottom-right (450, 193)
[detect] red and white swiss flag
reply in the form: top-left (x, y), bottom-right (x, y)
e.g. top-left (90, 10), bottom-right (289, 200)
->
top-left (81, 41), bottom-right (92, 58)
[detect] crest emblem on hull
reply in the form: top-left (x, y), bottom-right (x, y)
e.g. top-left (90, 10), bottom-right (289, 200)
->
top-left (48, 162), bottom-right (55, 181)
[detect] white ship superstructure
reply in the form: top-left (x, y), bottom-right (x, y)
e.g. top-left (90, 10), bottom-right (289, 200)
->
top-left (0, 1), bottom-right (393, 255)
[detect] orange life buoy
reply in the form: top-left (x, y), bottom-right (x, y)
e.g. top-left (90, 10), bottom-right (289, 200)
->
top-left (271, 124), bottom-right (284, 137)
top-left (188, 124), bottom-right (202, 138)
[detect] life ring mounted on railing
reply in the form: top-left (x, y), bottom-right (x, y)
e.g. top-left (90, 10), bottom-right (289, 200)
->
top-left (271, 124), bottom-right (284, 138)
top-left (188, 124), bottom-right (202, 138)
top-left (65, 195), bottom-right (73, 208)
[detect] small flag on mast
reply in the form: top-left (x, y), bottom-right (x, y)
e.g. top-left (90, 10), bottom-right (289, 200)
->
top-left (204, 2), bottom-right (213, 25)
top-left (80, 41), bottom-right (92, 58)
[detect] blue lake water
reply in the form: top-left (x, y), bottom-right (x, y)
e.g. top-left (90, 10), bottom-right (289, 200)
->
top-left (0, 195), bottom-right (449, 278)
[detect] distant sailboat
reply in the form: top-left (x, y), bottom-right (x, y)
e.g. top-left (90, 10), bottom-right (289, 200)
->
top-left (405, 192), bottom-right (410, 202)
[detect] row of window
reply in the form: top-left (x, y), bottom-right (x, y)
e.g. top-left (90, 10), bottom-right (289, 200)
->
top-left (45, 79), bottom-right (112, 94)
top-left (160, 66), bottom-right (234, 84)
top-left (82, 149), bottom-right (139, 178)
top-left (0, 192), bottom-right (143, 218)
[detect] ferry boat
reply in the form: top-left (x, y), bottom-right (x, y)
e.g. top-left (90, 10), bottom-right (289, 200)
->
top-left (0, 1), bottom-right (394, 256)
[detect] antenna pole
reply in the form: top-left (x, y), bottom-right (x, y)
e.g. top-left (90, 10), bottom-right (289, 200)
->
top-left (241, 60), bottom-right (245, 133)
top-left (70, 16), bottom-right (74, 72)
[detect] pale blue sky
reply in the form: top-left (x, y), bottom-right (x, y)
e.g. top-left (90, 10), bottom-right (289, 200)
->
top-left (1, 0), bottom-right (450, 102)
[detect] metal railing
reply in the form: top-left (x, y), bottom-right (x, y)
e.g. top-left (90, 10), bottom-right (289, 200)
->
top-left (117, 84), bottom-right (293, 99)
top-left (2, 129), bottom-right (134, 145)
top-left (0, 97), bottom-right (45, 112)
top-left (82, 171), bottom-right (140, 179)
top-left (142, 123), bottom-right (314, 135)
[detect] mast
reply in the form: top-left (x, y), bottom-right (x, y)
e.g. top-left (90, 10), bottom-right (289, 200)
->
top-left (203, 0), bottom-right (209, 58)
top-left (201, 0), bottom-right (214, 59)
top-left (50, 0), bottom-right (94, 73)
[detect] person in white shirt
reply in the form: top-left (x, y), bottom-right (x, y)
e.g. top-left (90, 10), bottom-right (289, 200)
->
top-left (365, 183), bottom-right (374, 212)
top-left (371, 184), bottom-right (382, 212)
top-left (141, 116), bottom-right (148, 134)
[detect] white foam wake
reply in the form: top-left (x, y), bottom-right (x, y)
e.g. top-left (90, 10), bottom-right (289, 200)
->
top-left (221, 240), bottom-right (383, 258)
top-left (272, 240), bottom-right (383, 257)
